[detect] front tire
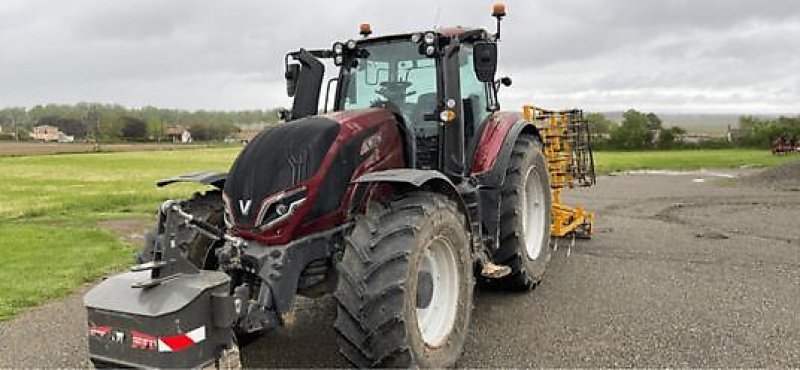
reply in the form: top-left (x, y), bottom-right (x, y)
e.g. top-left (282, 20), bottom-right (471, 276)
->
top-left (334, 192), bottom-right (473, 368)
top-left (492, 134), bottom-right (552, 290)
top-left (137, 190), bottom-right (224, 269)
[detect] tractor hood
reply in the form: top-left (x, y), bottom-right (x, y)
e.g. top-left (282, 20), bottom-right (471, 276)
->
top-left (223, 116), bottom-right (340, 228)
top-left (223, 108), bottom-right (405, 245)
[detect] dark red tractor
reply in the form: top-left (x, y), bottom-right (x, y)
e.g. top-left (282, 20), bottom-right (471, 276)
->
top-left (84, 4), bottom-right (556, 368)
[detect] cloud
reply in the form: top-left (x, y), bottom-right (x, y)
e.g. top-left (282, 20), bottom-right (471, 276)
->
top-left (0, 0), bottom-right (799, 113)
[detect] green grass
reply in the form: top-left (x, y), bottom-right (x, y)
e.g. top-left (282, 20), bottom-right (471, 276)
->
top-left (594, 149), bottom-right (797, 174)
top-left (0, 148), bottom-right (240, 320)
top-left (0, 146), bottom-right (796, 321)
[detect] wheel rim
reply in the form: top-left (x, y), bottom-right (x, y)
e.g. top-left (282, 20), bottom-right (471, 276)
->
top-left (521, 166), bottom-right (546, 260)
top-left (416, 236), bottom-right (459, 347)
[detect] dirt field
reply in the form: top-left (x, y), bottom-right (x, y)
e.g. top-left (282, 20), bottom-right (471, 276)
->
top-left (1, 165), bottom-right (798, 367)
top-left (0, 141), bottom-right (223, 156)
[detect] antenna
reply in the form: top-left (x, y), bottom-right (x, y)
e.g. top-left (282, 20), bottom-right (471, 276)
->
top-left (433, 6), bottom-right (441, 29)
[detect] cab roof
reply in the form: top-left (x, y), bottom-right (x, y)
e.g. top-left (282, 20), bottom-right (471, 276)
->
top-left (357, 26), bottom-right (490, 45)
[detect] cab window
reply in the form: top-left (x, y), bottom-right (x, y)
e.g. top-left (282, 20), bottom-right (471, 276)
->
top-left (459, 45), bottom-right (490, 138)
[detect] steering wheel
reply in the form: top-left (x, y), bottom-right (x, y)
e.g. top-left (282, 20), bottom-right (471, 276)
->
top-left (375, 81), bottom-right (416, 101)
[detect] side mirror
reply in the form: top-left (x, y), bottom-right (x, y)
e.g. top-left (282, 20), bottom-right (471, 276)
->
top-left (473, 41), bottom-right (497, 83)
top-left (285, 63), bottom-right (300, 97)
top-left (277, 108), bottom-right (291, 121)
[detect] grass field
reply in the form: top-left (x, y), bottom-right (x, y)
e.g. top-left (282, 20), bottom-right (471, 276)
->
top-left (0, 146), bottom-right (797, 321)
top-left (0, 148), bottom-right (240, 320)
top-left (593, 149), bottom-right (797, 174)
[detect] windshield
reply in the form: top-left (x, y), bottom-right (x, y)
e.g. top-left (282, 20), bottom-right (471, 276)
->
top-left (341, 40), bottom-right (438, 125)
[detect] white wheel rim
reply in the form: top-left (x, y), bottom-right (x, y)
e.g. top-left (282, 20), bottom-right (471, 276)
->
top-left (521, 167), bottom-right (546, 260)
top-left (416, 236), bottom-right (459, 347)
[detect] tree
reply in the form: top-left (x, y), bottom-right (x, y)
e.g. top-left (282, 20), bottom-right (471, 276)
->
top-left (55, 117), bottom-right (87, 138)
top-left (0, 107), bottom-right (27, 140)
top-left (190, 121), bottom-right (239, 141)
top-left (646, 112), bottom-right (662, 130)
top-left (610, 109), bottom-right (653, 149)
top-left (586, 112), bottom-right (614, 137)
top-left (120, 116), bottom-right (147, 140)
top-left (657, 126), bottom-right (686, 149)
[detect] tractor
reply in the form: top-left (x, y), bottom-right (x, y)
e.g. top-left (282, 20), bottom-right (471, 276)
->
top-left (83, 3), bottom-right (594, 368)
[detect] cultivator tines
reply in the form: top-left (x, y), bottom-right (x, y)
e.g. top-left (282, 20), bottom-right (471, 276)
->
top-left (567, 110), bottom-right (596, 187)
top-left (523, 105), bottom-right (595, 239)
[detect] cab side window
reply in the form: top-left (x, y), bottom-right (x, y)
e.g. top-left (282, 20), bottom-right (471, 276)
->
top-left (459, 45), bottom-right (490, 139)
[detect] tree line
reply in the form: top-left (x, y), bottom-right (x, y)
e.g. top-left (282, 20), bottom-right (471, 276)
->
top-left (0, 103), bottom-right (282, 142)
top-left (587, 109), bottom-right (800, 150)
top-left (1, 104), bottom-right (796, 149)
top-left (587, 110), bottom-right (687, 150)
top-left (737, 116), bottom-right (800, 148)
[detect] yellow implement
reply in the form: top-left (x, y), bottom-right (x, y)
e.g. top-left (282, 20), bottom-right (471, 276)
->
top-left (523, 105), bottom-right (595, 238)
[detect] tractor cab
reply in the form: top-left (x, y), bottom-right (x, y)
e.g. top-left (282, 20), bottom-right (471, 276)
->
top-left (284, 7), bottom-right (508, 178)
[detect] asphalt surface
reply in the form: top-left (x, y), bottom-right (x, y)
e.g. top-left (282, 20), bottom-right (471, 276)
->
top-left (2, 168), bottom-right (799, 367)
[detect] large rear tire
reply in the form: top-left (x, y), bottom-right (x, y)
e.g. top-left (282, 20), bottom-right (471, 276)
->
top-left (137, 190), bottom-right (224, 269)
top-left (334, 192), bottom-right (473, 368)
top-left (491, 135), bottom-right (552, 290)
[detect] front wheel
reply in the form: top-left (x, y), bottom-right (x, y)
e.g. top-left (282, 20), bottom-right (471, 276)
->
top-left (334, 192), bottom-right (473, 368)
top-left (137, 190), bottom-right (224, 269)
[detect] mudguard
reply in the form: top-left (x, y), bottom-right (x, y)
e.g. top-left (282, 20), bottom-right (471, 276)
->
top-left (353, 169), bottom-right (475, 246)
top-left (353, 168), bottom-right (454, 188)
top-left (156, 171), bottom-right (227, 189)
top-left (473, 118), bottom-right (543, 252)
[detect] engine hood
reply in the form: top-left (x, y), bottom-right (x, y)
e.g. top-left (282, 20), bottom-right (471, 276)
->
top-left (223, 116), bottom-right (340, 227)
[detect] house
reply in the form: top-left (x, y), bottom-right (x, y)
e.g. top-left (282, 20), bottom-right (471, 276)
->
top-left (0, 125), bottom-right (12, 140)
top-left (726, 125), bottom-right (742, 143)
top-left (31, 125), bottom-right (59, 141)
top-left (681, 134), bottom-right (713, 145)
top-left (226, 130), bottom-right (260, 145)
top-left (165, 126), bottom-right (192, 143)
top-left (57, 132), bottom-right (74, 143)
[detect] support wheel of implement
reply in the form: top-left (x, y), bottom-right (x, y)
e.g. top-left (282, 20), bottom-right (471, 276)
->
top-left (137, 190), bottom-right (224, 269)
top-left (492, 134), bottom-right (552, 290)
top-left (334, 192), bottom-right (473, 368)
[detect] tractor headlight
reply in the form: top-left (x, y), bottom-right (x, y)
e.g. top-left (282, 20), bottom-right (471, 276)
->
top-left (423, 32), bottom-right (436, 45)
top-left (425, 45), bottom-right (436, 56)
top-left (333, 42), bottom-right (344, 55)
top-left (255, 187), bottom-right (307, 231)
top-left (346, 39), bottom-right (357, 50)
top-left (334, 55), bottom-right (344, 66)
top-left (411, 33), bottom-right (421, 43)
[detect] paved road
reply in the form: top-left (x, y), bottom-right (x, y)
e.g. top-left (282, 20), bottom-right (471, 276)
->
top-left (2, 169), bottom-right (799, 367)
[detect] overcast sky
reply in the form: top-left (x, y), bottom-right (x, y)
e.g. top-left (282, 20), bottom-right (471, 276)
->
top-left (1, 0), bottom-right (799, 113)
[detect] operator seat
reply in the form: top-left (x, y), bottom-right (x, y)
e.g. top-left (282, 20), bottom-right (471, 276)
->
top-left (409, 93), bottom-right (440, 169)
top-left (410, 93), bottom-right (438, 136)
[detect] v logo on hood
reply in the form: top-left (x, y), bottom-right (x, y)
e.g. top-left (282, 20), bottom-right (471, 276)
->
top-left (239, 199), bottom-right (253, 216)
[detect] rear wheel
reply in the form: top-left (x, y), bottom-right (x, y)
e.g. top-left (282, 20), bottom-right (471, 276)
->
top-left (334, 192), bottom-right (473, 368)
top-left (492, 135), bottom-right (552, 290)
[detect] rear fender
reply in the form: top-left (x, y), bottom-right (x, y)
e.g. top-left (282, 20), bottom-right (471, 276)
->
top-left (156, 171), bottom-right (227, 190)
top-left (472, 118), bottom-right (543, 252)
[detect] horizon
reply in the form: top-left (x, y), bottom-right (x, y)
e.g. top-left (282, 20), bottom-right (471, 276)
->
top-left (1, 102), bottom-right (797, 117)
